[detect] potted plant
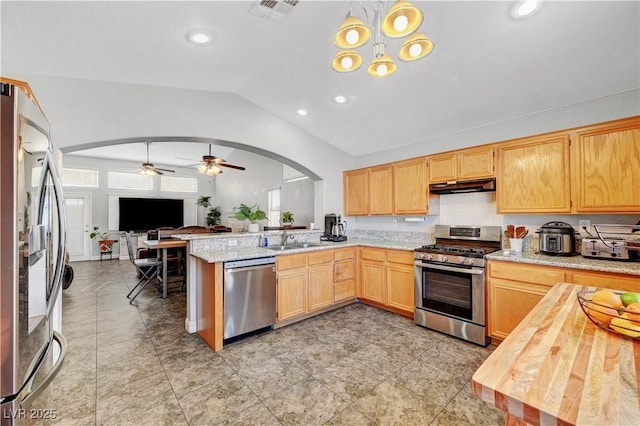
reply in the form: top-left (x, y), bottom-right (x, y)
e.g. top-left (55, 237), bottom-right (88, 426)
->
top-left (235, 203), bottom-right (267, 233)
top-left (206, 206), bottom-right (222, 227)
top-left (89, 226), bottom-right (117, 254)
top-left (281, 211), bottom-right (294, 227)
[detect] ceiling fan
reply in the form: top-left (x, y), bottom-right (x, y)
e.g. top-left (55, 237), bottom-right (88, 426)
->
top-left (136, 142), bottom-right (175, 176)
top-left (193, 144), bottom-right (246, 176)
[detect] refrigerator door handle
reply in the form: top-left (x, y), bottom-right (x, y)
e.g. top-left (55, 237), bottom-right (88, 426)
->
top-left (20, 331), bottom-right (67, 407)
top-left (28, 224), bottom-right (46, 266)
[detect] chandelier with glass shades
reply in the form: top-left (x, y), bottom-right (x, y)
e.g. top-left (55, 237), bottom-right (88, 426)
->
top-left (331, 0), bottom-right (434, 77)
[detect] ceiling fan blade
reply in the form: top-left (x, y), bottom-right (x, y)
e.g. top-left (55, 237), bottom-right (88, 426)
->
top-left (155, 170), bottom-right (164, 175)
top-left (219, 163), bottom-right (246, 171)
top-left (156, 168), bottom-right (175, 173)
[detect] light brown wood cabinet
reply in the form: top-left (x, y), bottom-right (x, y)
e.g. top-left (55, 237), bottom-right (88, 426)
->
top-left (359, 247), bottom-right (414, 317)
top-left (429, 146), bottom-right (494, 183)
top-left (333, 247), bottom-right (356, 302)
top-left (497, 133), bottom-right (572, 213)
top-left (343, 168), bottom-right (369, 216)
top-left (393, 157), bottom-right (429, 214)
top-left (369, 165), bottom-right (394, 215)
top-left (487, 260), bottom-right (640, 341)
top-left (344, 158), bottom-right (436, 216)
top-left (277, 254), bottom-right (308, 321)
top-left (571, 117), bottom-right (640, 213)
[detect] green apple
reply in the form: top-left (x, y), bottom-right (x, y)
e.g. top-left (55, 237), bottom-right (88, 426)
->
top-left (620, 292), bottom-right (640, 307)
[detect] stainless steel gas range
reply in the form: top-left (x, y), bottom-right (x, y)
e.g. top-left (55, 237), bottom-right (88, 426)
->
top-left (414, 225), bottom-right (502, 346)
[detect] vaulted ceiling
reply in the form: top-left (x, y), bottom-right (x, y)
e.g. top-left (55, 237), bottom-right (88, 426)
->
top-left (2, 1), bottom-right (639, 166)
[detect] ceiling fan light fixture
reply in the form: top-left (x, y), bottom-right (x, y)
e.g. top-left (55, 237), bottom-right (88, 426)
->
top-left (198, 164), bottom-right (207, 173)
top-left (382, 1), bottom-right (423, 38)
top-left (205, 165), bottom-right (222, 176)
top-left (332, 50), bottom-right (363, 72)
top-left (398, 32), bottom-right (434, 61)
top-left (368, 53), bottom-right (397, 77)
top-left (334, 13), bottom-right (371, 48)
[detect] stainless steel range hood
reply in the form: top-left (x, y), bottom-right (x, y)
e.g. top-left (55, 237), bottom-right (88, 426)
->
top-left (429, 178), bottom-right (496, 194)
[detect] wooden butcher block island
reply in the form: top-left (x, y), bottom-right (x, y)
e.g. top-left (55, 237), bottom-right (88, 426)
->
top-left (473, 282), bottom-right (640, 426)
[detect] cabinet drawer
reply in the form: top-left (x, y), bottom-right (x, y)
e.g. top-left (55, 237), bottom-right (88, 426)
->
top-left (360, 247), bottom-right (386, 262)
top-left (489, 261), bottom-right (564, 286)
top-left (334, 261), bottom-right (355, 282)
top-left (568, 271), bottom-right (640, 292)
top-left (308, 250), bottom-right (333, 266)
top-left (277, 253), bottom-right (307, 271)
top-left (386, 249), bottom-right (413, 265)
top-left (334, 247), bottom-right (356, 261)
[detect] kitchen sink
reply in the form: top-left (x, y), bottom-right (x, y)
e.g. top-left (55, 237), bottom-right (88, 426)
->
top-left (265, 242), bottom-right (324, 251)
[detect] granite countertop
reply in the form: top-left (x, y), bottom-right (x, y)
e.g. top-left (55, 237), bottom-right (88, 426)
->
top-left (487, 250), bottom-right (640, 276)
top-left (189, 238), bottom-right (417, 263)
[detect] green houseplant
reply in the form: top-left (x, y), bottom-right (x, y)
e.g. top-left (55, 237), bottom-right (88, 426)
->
top-left (235, 203), bottom-right (267, 232)
top-left (196, 196), bottom-right (221, 227)
top-left (89, 226), bottom-right (117, 254)
top-left (281, 211), bottom-right (294, 227)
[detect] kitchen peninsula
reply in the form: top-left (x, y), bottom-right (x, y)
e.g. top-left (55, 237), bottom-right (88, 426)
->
top-left (472, 282), bottom-right (640, 426)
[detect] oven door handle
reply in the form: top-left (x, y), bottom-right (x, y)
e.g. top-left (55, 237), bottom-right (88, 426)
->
top-left (414, 261), bottom-right (484, 275)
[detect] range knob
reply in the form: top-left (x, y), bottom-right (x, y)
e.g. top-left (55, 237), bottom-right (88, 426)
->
top-left (442, 256), bottom-right (448, 262)
top-left (458, 257), bottom-right (466, 264)
top-left (467, 259), bottom-right (475, 265)
top-left (427, 254), bottom-right (433, 260)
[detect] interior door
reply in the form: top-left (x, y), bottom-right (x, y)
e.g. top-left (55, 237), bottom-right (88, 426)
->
top-left (64, 193), bottom-right (91, 262)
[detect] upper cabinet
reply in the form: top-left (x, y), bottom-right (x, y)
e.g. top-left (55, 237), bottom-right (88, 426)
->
top-left (571, 117), bottom-right (640, 213)
top-left (344, 157), bottom-right (435, 216)
top-left (393, 158), bottom-right (428, 214)
top-left (344, 168), bottom-right (369, 215)
top-left (497, 134), bottom-right (572, 213)
top-left (429, 146), bottom-right (494, 183)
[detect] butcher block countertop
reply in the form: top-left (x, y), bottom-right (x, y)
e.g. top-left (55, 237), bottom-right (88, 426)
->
top-left (472, 282), bottom-right (640, 426)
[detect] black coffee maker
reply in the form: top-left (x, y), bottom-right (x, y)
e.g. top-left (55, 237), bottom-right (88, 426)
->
top-left (321, 213), bottom-right (347, 242)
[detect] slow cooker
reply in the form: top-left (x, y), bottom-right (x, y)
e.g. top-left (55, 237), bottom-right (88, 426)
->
top-left (536, 221), bottom-right (579, 256)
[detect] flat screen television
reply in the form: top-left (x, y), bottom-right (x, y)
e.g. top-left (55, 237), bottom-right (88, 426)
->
top-left (118, 198), bottom-right (184, 232)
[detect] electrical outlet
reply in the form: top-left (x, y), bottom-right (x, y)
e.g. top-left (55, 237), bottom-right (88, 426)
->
top-left (578, 219), bottom-right (590, 229)
top-left (227, 240), bottom-right (238, 247)
top-left (392, 219), bottom-right (397, 227)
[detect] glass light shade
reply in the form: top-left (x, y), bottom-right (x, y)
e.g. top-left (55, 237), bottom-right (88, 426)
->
top-left (205, 166), bottom-right (221, 176)
top-left (334, 15), bottom-right (371, 48)
top-left (367, 53), bottom-right (397, 77)
top-left (398, 32), bottom-right (434, 61)
top-left (382, 1), bottom-right (424, 38)
top-left (332, 50), bottom-right (363, 72)
top-left (198, 164), bottom-right (207, 173)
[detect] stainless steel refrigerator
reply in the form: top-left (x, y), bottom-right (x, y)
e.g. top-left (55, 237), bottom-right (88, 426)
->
top-left (1, 78), bottom-right (67, 424)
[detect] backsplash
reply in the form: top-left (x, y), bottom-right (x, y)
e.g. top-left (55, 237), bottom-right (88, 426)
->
top-left (349, 229), bottom-right (434, 246)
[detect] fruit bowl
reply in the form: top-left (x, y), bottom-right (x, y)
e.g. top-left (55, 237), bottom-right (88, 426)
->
top-left (577, 290), bottom-right (640, 339)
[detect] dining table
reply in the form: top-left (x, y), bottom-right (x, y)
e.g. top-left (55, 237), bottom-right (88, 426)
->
top-left (140, 239), bottom-right (188, 298)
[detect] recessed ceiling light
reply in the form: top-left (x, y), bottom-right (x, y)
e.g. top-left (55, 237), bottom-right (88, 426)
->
top-left (333, 94), bottom-right (349, 104)
top-left (296, 108), bottom-right (308, 116)
top-left (187, 29), bottom-right (215, 45)
top-left (511, 0), bottom-right (541, 18)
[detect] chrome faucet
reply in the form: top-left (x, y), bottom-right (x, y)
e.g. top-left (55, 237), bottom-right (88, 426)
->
top-left (282, 229), bottom-right (295, 245)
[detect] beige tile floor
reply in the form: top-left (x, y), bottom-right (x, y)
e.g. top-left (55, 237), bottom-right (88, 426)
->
top-left (28, 260), bottom-right (505, 425)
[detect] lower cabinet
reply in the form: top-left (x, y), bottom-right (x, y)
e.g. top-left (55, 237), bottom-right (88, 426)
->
top-left (308, 263), bottom-right (334, 312)
top-left (487, 260), bottom-right (640, 341)
top-left (334, 247), bottom-right (357, 302)
top-left (277, 266), bottom-right (307, 321)
top-left (360, 247), bottom-right (414, 317)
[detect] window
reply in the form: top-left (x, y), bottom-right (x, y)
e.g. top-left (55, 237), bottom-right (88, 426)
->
top-left (160, 175), bottom-right (197, 193)
top-left (61, 168), bottom-right (99, 187)
top-left (267, 188), bottom-right (281, 225)
top-left (107, 171), bottom-right (153, 191)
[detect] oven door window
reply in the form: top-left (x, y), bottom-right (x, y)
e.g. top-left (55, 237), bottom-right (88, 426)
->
top-left (421, 266), bottom-right (473, 321)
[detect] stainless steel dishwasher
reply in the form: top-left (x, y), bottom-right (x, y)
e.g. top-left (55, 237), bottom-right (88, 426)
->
top-left (223, 256), bottom-right (277, 339)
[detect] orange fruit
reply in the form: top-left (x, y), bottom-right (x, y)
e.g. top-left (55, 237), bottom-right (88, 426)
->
top-left (624, 302), bottom-right (640, 323)
top-left (585, 302), bottom-right (618, 325)
top-left (592, 290), bottom-right (622, 310)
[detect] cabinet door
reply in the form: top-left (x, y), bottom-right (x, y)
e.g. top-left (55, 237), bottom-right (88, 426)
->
top-left (334, 260), bottom-right (356, 302)
top-left (568, 271), bottom-right (640, 292)
top-left (344, 169), bottom-right (369, 215)
top-left (308, 263), bottom-right (334, 312)
top-left (393, 157), bottom-right (428, 214)
top-left (574, 118), bottom-right (640, 213)
top-left (369, 165), bottom-right (394, 215)
top-left (386, 262), bottom-right (414, 314)
top-left (497, 134), bottom-right (571, 213)
top-left (459, 146), bottom-right (494, 180)
top-left (277, 268), bottom-right (307, 321)
top-left (429, 153), bottom-right (457, 183)
top-left (488, 277), bottom-right (552, 340)
top-left (361, 259), bottom-right (386, 304)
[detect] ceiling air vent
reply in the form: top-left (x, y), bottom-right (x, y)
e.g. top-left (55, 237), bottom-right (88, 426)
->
top-left (249, 0), bottom-right (299, 22)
